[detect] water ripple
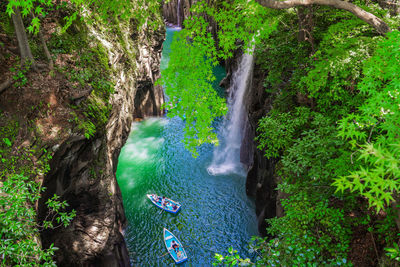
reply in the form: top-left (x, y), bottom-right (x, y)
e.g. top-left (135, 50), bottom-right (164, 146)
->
top-left (116, 117), bottom-right (258, 266)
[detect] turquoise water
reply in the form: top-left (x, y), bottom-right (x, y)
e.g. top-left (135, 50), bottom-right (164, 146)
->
top-left (116, 27), bottom-right (258, 266)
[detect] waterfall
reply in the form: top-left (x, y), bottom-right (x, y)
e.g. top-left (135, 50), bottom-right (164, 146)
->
top-left (177, 0), bottom-right (181, 28)
top-left (208, 49), bottom-right (255, 176)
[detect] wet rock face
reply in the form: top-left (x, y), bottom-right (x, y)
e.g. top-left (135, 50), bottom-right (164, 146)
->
top-left (38, 18), bottom-right (165, 267)
top-left (163, 0), bottom-right (195, 27)
top-left (134, 27), bottom-right (165, 118)
top-left (39, 135), bottom-right (129, 267)
top-left (243, 64), bottom-right (279, 236)
top-left (162, 0), bottom-right (219, 42)
top-left (163, 0), bottom-right (182, 26)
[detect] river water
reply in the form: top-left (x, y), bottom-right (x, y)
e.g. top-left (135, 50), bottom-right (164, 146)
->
top-left (116, 27), bottom-right (258, 266)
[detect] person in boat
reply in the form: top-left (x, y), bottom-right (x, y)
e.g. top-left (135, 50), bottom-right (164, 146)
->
top-left (163, 201), bottom-right (170, 208)
top-left (172, 204), bottom-right (178, 211)
top-left (161, 196), bottom-right (167, 206)
top-left (171, 240), bottom-right (180, 253)
top-left (152, 194), bottom-right (161, 203)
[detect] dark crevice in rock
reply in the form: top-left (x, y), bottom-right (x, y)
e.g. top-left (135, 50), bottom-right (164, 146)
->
top-left (243, 63), bottom-right (279, 236)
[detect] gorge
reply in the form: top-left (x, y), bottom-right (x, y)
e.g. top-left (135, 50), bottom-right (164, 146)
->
top-left (1, 0), bottom-right (399, 266)
top-left (116, 26), bottom-right (258, 265)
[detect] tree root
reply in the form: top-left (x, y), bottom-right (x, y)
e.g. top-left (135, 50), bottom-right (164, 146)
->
top-left (38, 25), bottom-right (54, 71)
top-left (0, 79), bottom-right (13, 94)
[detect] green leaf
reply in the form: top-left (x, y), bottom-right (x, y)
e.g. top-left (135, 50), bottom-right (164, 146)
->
top-left (3, 138), bottom-right (12, 147)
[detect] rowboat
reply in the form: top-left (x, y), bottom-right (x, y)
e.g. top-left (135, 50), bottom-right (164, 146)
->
top-left (146, 194), bottom-right (181, 214)
top-left (163, 228), bottom-right (188, 264)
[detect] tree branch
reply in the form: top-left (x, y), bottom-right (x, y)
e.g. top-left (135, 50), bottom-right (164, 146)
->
top-left (254, 0), bottom-right (391, 34)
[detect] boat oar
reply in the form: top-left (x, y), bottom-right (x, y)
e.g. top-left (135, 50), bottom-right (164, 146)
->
top-left (158, 251), bottom-right (169, 258)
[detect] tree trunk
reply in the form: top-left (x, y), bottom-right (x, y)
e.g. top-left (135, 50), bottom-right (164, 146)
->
top-left (297, 6), bottom-right (315, 53)
top-left (392, 193), bottom-right (400, 232)
top-left (255, 0), bottom-right (391, 34)
top-left (11, 7), bottom-right (36, 68)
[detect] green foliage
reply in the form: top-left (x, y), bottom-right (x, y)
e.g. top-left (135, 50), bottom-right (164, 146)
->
top-left (334, 30), bottom-right (400, 213)
top-left (190, 0), bottom-right (279, 60)
top-left (159, 32), bottom-right (227, 156)
top-left (0, 10), bottom-right (14, 35)
top-left (279, 114), bottom-right (353, 190)
top-left (300, 17), bottom-right (379, 115)
top-left (213, 247), bottom-right (252, 266)
top-left (42, 194), bottom-right (76, 229)
top-left (49, 25), bottom-right (114, 139)
top-left (6, 0), bottom-right (52, 34)
top-left (256, 114), bottom-right (353, 265)
top-left (68, 45), bottom-right (114, 138)
top-left (10, 61), bottom-right (30, 88)
top-left (0, 175), bottom-right (76, 266)
top-left (197, 0), bottom-right (400, 266)
top-left (0, 119), bottom-right (19, 165)
top-left (5, 0), bottom-right (163, 35)
top-left (0, 117), bottom-right (75, 266)
top-left (255, 9), bottom-right (308, 95)
top-left (70, 110), bottom-right (96, 139)
top-left (63, 0), bottom-right (163, 32)
top-left (2, 138), bottom-right (12, 147)
top-left (0, 174), bottom-right (57, 266)
top-left (256, 107), bottom-right (312, 159)
top-left (265, 193), bottom-right (351, 266)
top-left (385, 241), bottom-right (400, 262)
top-left (160, 0), bottom-right (280, 155)
top-left (334, 144), bottom-right (400, 211)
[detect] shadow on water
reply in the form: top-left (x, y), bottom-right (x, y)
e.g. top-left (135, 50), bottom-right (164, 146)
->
top-left (116, 27), bottom-right (258, 266)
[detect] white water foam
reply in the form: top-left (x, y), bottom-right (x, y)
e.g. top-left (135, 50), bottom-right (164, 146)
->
top-left (208, 49), bottom-right (255, 176)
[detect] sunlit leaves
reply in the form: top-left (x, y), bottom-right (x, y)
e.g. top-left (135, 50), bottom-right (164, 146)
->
top-left (300, 17), bottom-right (379, 114)
top-left (192, 0), bottom-right (278, 60)
top-left (159, 32), bottom-right (227, 156)
top-left (161, 0), bottom-right (280, 155)
top-left (385, 242), bottom-right (400, 262)
top-left (6, 0), bottom-right (53, 33)
top-left (333, 143), bottom-right (400, 212)
top-left (6, 0), bottom-right (164, 34)
top-left (0, 174), bottom-right (75, 266)
top-left (213, 248), bottom-right (252, 266)
top-left (334, 30), bottom-right (400, 213)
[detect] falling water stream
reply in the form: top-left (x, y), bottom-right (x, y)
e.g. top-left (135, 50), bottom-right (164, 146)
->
top-left (177, 0), bottom-right (181, 27)
top-left (116, 27), bottom-right (258, 266)
top-left (208, 51), bottom-right (255, 176)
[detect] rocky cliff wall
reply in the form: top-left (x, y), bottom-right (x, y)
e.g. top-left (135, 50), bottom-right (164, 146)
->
top-left (163, 0), bottom-right (196, 27)
top-left (243, 64), bottom-right (278, 236)
top-left (38, 15), bottom-right (165, 267)
top-left (162, 0), bottom-right (219, 43)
